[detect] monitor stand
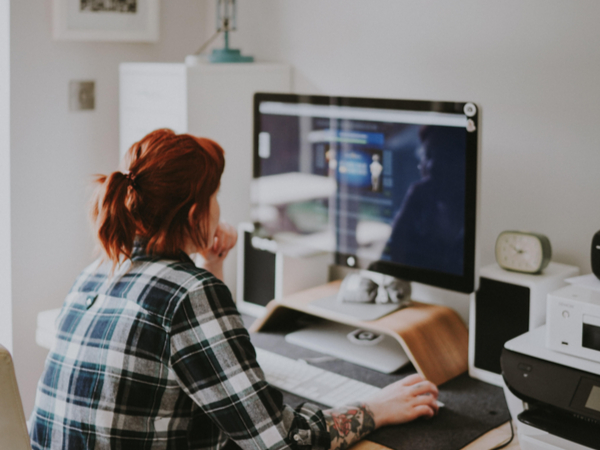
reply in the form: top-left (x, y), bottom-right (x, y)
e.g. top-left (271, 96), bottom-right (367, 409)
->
top-left (249, 280), bottom-right (469, 386)
top-left (284, 320), bottom-right (410, 373)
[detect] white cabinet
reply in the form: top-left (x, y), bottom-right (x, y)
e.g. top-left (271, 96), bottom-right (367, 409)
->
top-left (119, 62), bottom-right (292, 296)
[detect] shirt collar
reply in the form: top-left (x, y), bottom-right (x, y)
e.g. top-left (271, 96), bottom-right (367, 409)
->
top-left (131, 237), bottom-right (194, 264)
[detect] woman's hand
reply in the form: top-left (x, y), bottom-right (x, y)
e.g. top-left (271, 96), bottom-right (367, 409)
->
top-left (323, 374), bottom-right (438, 450)
top-left (199, 222), bottom-right (238, 280)
top-left (366, 373), bottom-right (439, 428)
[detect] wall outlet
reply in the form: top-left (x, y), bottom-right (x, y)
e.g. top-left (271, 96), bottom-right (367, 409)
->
top-left (69, 80), bottom-right (95, 111)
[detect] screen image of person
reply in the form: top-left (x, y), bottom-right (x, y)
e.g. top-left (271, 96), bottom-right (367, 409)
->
top-left (386, 125), bottom-right (467, 275)
top-left (29, 129), bottom-right (439, 450)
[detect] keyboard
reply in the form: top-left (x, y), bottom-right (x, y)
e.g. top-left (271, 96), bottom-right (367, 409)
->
top-left (256, 347), bottom-right (383, 407)
top-left (256, 348), bottom-right (444, 409)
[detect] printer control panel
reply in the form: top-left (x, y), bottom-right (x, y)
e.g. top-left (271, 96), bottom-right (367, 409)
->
top-left (570, 376), bottom-right (600, 418)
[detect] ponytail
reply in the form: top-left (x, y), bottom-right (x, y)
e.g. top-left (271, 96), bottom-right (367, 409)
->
top-left (91, 171), bottom-right (138, 264)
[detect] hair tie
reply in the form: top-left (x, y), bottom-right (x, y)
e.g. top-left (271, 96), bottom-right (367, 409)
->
top-left (124, 171), bottom-right (138, 189)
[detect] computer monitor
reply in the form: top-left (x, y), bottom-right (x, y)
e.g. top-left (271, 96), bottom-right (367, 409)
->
top-left (251, 93), bottom-right (479, 295)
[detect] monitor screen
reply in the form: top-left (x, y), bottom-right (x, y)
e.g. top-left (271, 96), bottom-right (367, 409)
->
top-left (252, 93), bottom-right (479, 293)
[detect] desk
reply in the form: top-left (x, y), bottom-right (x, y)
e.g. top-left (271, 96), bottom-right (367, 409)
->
top-left (36, 308), bottom-right (520, 450)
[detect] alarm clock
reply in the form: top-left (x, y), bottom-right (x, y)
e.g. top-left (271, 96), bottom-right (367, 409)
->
top-left (495, 231), bottom-right (552, 274)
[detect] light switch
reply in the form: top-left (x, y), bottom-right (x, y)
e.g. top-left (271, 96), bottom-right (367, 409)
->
top-left (69, 80), bottom-right (95, 111)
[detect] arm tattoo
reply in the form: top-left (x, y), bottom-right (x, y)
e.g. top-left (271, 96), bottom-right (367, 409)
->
top-left (323, 403), bottom-right (376, 450)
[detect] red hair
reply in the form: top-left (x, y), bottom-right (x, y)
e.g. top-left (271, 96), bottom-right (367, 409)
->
top-left (90, 129), bottom-right (225, 264)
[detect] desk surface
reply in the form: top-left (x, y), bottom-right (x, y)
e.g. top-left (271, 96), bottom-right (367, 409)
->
top-left (354, 421), bottom-right (519, 450)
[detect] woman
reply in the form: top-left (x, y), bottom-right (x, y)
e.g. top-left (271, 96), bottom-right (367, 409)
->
top-left (30, 129), bottom-right (439, 450)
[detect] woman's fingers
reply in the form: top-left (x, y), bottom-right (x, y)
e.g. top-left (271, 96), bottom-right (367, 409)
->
top-left (211, 222), bottom-right (238, 257)
top-left (220, 223), bottom-right (238, 251)
top-left (411, 381), bottom-right (438, 398)
top-left (400, 374), bottom-right (438, 399)
top-left (412, 404), bottom-right (436, 419)
top-left (399, 373), bottom-right (425, 387)
top-left (212, 237), bottom-right (222, 255)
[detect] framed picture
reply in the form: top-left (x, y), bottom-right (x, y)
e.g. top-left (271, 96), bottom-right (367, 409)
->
top-left (53, 0), bottom-right (160, 42)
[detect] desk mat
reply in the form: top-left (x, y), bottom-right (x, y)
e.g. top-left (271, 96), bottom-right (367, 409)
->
top-left (245, 316), bottom-right (511, 450)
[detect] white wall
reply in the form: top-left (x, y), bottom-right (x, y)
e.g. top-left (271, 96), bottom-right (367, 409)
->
top-left (0, 0), bottom-right (11, 353)
top-left (231, 0), bottom-right (600, 273)
top-left (10, 0), bottom-right (210, 414)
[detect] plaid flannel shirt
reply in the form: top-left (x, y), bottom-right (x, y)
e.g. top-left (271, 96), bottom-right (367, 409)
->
top-left (29, 243), bottom-right (330, 450)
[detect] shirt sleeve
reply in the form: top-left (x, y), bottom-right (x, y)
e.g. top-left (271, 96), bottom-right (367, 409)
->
top-left (169, 277), bottom-right (330, 450)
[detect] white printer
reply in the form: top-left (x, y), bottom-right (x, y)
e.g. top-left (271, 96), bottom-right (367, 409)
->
top-left (502, 274), bottom-right (600, 450)
top-left (502, 324), bottom-right (600, 450)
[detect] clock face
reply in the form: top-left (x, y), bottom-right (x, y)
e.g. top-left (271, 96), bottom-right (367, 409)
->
top-left (495, 231), bottom-right (551, 273)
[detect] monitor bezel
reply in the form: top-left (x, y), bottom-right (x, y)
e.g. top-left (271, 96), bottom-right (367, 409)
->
top-left (253, 92), bottom-right (479, 294)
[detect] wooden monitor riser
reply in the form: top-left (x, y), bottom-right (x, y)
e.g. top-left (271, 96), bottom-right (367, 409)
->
top-left (249, 280), bottom-right (468, 386)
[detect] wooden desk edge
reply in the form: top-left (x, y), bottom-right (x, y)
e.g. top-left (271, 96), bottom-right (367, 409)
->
top-left (352, 420), bottom-right (519, 450)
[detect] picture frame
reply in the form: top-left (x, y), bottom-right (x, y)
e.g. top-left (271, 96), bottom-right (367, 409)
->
top-left (53, 0), bottom-right (160, 42)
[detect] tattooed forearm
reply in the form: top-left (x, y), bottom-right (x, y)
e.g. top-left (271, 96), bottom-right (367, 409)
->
top-left (323, 403), bottom-right (376, 450)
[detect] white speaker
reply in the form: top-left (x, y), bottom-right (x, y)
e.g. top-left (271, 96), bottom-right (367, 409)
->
top-left (236, 223), bottom-right (332, 317)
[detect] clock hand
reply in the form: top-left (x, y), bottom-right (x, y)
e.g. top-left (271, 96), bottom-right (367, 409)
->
top-left (510, 245), bottom-right (524, 254)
